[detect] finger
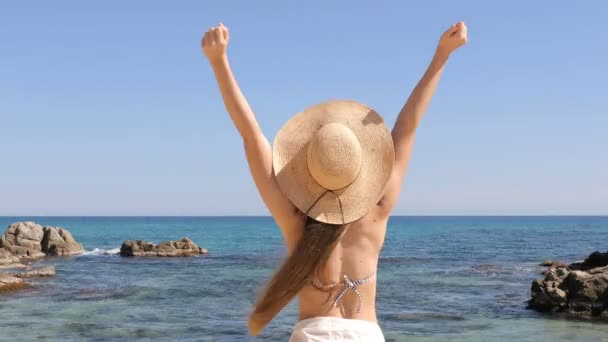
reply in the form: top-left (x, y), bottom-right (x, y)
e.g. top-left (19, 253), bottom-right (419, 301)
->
top-left (212, 27), bottom-right (221, 43)
top-left (448, 22), bottom-right (463, 36)
top-left (202, 32), bottom-right (208, 46)
top-left (216, 23), bottom-right (227, 43)
top-left (221, 26), bottom-right (229, 42)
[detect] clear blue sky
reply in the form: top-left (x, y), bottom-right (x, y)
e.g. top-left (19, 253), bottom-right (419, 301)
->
top-left (1, 1), bottom-right (606, 216)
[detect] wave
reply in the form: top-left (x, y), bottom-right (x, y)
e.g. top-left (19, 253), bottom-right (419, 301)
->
top-left (80, 247), bottom-right (121, 256)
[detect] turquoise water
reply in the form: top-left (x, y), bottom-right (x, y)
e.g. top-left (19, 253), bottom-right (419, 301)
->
top-left (0, 216), bottom-right (607, 341)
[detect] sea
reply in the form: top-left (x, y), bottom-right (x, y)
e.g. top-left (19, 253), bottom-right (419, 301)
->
top-left (0, 216), bottom-right (607, 342)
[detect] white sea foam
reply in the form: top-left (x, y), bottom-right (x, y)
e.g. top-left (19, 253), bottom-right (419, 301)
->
top-left (80, 247), bottom-right (121, 256)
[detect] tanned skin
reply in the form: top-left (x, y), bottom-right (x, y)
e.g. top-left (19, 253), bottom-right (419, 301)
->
top-left (202, 22), bottom-right (468, 335)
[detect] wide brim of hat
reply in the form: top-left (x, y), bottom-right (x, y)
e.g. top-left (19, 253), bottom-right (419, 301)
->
top-left (272, 100), bottom-right (395, 225)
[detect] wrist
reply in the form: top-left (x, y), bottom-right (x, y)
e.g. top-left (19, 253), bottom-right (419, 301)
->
top-left (433, 48), bottom-right (450, 64)
top-left (209, 55), bottom-right (229, 68)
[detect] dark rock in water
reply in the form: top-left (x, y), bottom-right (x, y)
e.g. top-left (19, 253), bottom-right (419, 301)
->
top-left (0, 222), bottom-right (84, 261)
top-left (0, 274), bottom-right (28, 293)
top-left (13, 266), bottom-right (56, 279)
top-left (120, 237), bottom-right (208, 257)
top-left (529, 251), bottom-right (608, 322)
top-left (570, 251), bottom-right (608, 271)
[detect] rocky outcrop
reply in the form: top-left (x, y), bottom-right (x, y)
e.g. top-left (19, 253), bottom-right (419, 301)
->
top-left (570, 251), bottom-right (608, 271)
top-left (41, 226), bottom-right (84, 256)
top-left (0, 222), bottom-right (84, 262)
top-left (0, 274), bottom-right (28, 293)
top-left (120, 237), bottom-right (208, 257)
top-left (529, 251), bottom-right (608, 321)
top-left (0, 222), bottom-right (82, 295)
top-left (13, 266), bottom-right (56, 279)
top-left (0, 248), bottom-right (21, 267)
top-left (0, 222), bottom-right (46, 259)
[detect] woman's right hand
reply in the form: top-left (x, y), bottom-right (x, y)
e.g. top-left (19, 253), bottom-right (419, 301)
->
top-left (436, 21), bottom-right (468, 57)
top-left (202, 23), bottom-right (229, 64)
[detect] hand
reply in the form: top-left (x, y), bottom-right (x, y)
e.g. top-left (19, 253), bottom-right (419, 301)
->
top-left (437, 21), bottom-right (468, 57)
top-left (202, 23), bottom-right (229, 64)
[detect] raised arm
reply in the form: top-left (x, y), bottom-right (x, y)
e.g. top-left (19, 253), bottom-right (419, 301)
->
top-left (202, 24), bottom-right (302, 239)
top-left (379, 22), bottom-right (468, 213)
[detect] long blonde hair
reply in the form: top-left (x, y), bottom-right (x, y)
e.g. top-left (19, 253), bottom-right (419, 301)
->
top-left (248, 217), bottom-right (347, 335)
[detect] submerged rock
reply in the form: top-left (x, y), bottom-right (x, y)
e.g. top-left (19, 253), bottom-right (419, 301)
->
top-left (120, 237), bottom-right (208, 257)
top-left (0, 274), bottom-right (28, 293)
top-left (529, 251), bottom-right (608, 321)
top-left (0, 222), bottom-right (84, 261)
top-left (13, 266), bottom-right (56, 279)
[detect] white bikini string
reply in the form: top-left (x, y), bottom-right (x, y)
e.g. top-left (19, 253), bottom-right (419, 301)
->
top-left (311, 273), bottom-right (376, 313)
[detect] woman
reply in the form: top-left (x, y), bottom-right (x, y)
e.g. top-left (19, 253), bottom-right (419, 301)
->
top-left (202, 21), bottom-right (467, 341)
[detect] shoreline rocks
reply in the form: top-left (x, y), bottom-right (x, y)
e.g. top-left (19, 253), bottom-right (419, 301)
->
top-left (13, 266), bottom-right (56, 279)
top-left (120, 237), bottom-right (208, 257)
top-left (0, 247), bottom-right (22, 268)
top-left (0, 222), bottom-right (83, 295)
top-left (0, 274), bottom-right (28, 293)
top-left (529, 251), bottom-right (608, 322)
top-left (0, 222), bottom-right (84, 261)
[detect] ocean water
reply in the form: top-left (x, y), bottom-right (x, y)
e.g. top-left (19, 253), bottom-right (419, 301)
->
top-left (0, 216), bottom-right (607, 342)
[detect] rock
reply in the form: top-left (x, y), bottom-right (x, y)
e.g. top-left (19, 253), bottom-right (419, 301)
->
top-left (0, 222), bottom-right (46, 260)
top-left (570, 251), bottom-right (608, 271)
top-left (0, 247), bottom-right (20, 266)
top-left (0, 274), bottom-right (28, 293)
top-left (529, 252), bottom-right (608, 322)
top-left (13, 266), bottom-right (56, 279)
top-left (544, 267), bottom-right (570, 282)
top-left (0, 263), bottom-right (27, 270)
top-left (0, 222), bottom-right (84, 261)
top-left (120, 237), bottom-right (208, 257)
top-left (540, 260), bottom-right (568, 268)
top-left (41, 226), bottom-right (84, 256)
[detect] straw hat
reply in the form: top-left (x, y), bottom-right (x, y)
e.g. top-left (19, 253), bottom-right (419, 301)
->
top-left (273, 100), bottom-right (395, 225)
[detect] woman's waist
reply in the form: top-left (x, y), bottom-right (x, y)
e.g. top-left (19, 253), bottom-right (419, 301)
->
top-left (297, 286), bottom-right (378, 323)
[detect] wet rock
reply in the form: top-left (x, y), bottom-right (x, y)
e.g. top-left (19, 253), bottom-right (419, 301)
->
top-left (570, 251), bottom-right (608, 271)
top-left (13, 266), bottom-right (56, 279)
top-left (0, 263), bottom-right (27, 270)
top-left (540, 260), bottom-right (568, 268)
top-left (120, 237), bottom-right (208, 257)
top-left (529, 251), bottom-right (608, 322)
top-left (0, 274), bottom-right (28, 293)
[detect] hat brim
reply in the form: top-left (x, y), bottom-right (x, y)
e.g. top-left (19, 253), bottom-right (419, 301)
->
top-left (273, 100), bottom-right (395, 224)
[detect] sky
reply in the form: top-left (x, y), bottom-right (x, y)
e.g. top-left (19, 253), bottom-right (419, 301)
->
top-left (1, 1), bottom-right (607, 216)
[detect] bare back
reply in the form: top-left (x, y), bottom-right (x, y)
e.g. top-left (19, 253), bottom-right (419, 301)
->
top-left (202, 21), bottom-right (467, 335)
top-left (286, 207), bottom-right (389, 323)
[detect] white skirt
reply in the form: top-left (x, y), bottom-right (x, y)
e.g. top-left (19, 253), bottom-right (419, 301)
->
top-left (289, 317), bottom-right (385, 342)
